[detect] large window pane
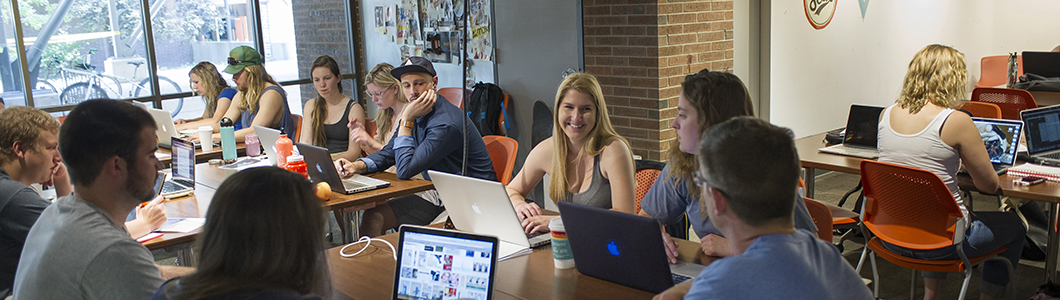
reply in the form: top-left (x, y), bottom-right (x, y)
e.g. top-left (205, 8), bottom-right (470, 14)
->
top-left (0, 0), bottom-right (27, 107)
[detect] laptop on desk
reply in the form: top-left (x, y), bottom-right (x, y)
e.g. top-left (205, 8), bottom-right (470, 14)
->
top-left (392, 225), bottom-right (499, 300)
top-left (159, 137), bottom-right (195, 199)
top-left (818, 104), bottom-right (885, 159)
top-left (1023, 51), bottom-right (1060, 78)
top-left (557, 201), bottom-right (704, 294)
top-left (969, 117), bottom-right (1023, 175)
top-left (428, 170), bottom-right (551, 260)
top-left (253, 125), bottom-right (283, 166)
top-left (1021, 105), bottom-right (1060, 164)
top-left (296, 142), bottom-right (390, 195)
top-left (145, 107), bottom-right (217, 150)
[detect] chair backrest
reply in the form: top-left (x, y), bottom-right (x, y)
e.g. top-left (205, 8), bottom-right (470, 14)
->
top-left (634, 159), bottom-right (666, 214)
top-left (801, 197), bottom-right (834, 241)
top-left (859, 160), bottom-right (964, 250)
top-left (959, 101), bottom-right (1002, 119)
top-left (976, 55), bottom-right (1024, 88)
top-left (971, 87), bottom-right (1037, 120)
top-left (292, 114), bottom-right (303, 142)
top-left (437, 87), bottom-right (465, 109)
top-left (482, 135), bottom-right (518, 185)
top-left (360, 118), bottom-right (378, 158)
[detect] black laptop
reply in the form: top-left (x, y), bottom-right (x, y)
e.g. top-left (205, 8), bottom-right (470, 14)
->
top-left (818, 104), bottom-right (885, 159)
top-left (392, 225), bottom-right (499, 300)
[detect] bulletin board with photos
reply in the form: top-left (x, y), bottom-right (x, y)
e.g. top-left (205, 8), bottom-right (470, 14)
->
top-left (372, 0), bottom-right (494, 64)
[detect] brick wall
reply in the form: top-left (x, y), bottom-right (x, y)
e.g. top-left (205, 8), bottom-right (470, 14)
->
top-left (292, 0), bottom-right (355, 105)
top-left (583, 0), bottom-right (733, 161)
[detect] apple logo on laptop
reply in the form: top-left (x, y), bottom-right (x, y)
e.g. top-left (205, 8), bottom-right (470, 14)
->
top-left (607, 241), bottom-right (620, 256)
top-left (472, 203), bottom-right (482, 214)
top-left (316, 163), bottom-right (323, 174)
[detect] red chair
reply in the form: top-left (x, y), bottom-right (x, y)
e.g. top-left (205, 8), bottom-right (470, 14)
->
top-left (359, 118), bottom-right (377, 158)
top-left (634, 161), bottom-right (664, 214)
top-left (971, 87), bottom-right (1037, 120)
top-left (856, 160), bottom-right (1011, 300)
top-left (482, 135), bottom-right (517, 185)
top-left (437, 87), bottom-right (466, 109)
top-left (291, 114), bottom-right (303, 142)
top-left (801, 198), bottom-right (834, 241)
top-left (976, 55), bottom-right (1023, 88)
top-left (958, 101), bottom-right (1002, 119)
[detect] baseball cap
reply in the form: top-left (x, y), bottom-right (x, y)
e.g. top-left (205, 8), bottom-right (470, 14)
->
top-left (390, 57), bottom-right (436, 80)
top-left (223, 46), bottom-right (264, 74)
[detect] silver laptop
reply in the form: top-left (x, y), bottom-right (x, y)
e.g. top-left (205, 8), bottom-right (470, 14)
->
top-left (428, 170), bottom-right (550, 260)
top-left (392, 225), bottom-right (498, 300)
top-left (146, 107), bottom-right (215, 149)
top-left (253, 125), bottom-right (283, 166)
top-left (818, 104), bottom-right (885, 159)
top-left (971, 117), bottom-right (1023, 175)
top-left (295, 142), bottom-right (390, 194)
top-left (159, 137), bottom-right (195, 199)
top-left (1021, 105), bottom-right (1060, 164)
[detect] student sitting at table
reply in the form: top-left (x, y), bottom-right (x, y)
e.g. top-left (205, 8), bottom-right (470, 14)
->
top-left (152, 167), bottom-right (328, 300)
top-left (13, 100), bottom-right (192, 299)
top-left (175, 62), bottom-right (237, 130)
top-left (878, 44), bottom-right (1024, 300)
top-left (299, 55), bottom-right (365, 162)
top-left (0, 106), bottom-right (168, 296)
top-left (193, 46), bottom-right (295, 143)
top-left (638, 69), bottom-right (816, 261)
top-left (349, 63), bottom-right (409, 159)
top-left (654, 117), bottom-right (873, 300)
top-left (336, 57), bottom-right (496, 237)
top-left (504, 72), bottom-right (636, 233)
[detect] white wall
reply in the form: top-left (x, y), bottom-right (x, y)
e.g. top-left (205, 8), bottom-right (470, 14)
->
top-left (768, 0), bottom-right (1060, 138)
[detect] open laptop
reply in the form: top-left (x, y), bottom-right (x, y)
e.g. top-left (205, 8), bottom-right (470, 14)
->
top-left (295, 142), bottom-right (390, 194)
top-left (253, 125), bottom-right (283, 166)
top-left (159, 137), bottom-right (195, 199)
top-left (971, 117), bottom-right (1023, 174)
top-left (392, 225), bottom-right (499, 300)
top-left (557, 201), bottom-right (705, 294)
top-left (145, 107), bottom-right (218, 150)
top-left (818, 104), bottom-right (885, 159)
top-left (428, 170), bottom-right (551, 260)
top-left (1021, 105), bottom-right (1060, 164)
top-left (1023, 51), bottom-right (1060, 78)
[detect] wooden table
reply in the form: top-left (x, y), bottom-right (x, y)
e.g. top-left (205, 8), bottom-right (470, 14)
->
top-left (327, 231), bottom-right (714, 299)
top-left (796, 132), bottom-right (1060, 281)
top-left (156, 142), bottom-right (247, 165)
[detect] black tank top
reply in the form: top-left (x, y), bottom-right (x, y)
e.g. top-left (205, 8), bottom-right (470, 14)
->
top-left (323, 99), bottom-right (355, 153)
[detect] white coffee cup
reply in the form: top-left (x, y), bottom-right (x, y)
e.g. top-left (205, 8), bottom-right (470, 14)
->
top-left (198, 126), bottom-right (214, 151)
top-left (549, 217), bottom-right (575, 269)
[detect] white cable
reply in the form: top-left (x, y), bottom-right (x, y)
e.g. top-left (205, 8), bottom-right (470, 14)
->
top-left (339, 236), bottom-right (397, 260)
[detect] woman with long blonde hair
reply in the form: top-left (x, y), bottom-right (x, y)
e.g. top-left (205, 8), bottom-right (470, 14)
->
top-left (194, 46), bottom-right (295, 143)
top-left (348, 63), bottom-right (409, 155)
top-left (299, 55), bottom-right (365, 161)
top-left (504, 72), bottom-right (636, 233)
top-left (175, 62), bottom-right (236, 130)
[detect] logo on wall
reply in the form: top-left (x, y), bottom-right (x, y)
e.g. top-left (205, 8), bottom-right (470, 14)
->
top-left (804, 0), bottom-right (836, 30)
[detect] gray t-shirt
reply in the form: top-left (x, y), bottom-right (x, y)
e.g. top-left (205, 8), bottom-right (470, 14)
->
top-left (0, 168), bottom-right (50, 293)
top-left (13, 195), bottom-right (163, 299)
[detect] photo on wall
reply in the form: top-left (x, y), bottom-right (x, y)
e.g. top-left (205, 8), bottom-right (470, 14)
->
top-left (425, 31), bottom-right (452, 63)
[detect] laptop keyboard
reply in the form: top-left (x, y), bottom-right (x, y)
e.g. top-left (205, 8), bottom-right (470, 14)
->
top-left (672, 273), bottom-right (693, 285)
top-left (160, 178), bottom-right (194, 194)
top-left (1044, 152), bottom-right (1060, 159)
top-left (829, 145), bottom-right (878, 158)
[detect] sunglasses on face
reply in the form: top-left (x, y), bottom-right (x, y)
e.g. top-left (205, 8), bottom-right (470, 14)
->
top-left (228, 57), bottom-right (249, 66)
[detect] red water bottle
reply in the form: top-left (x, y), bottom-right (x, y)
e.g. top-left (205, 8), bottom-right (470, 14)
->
top-left (285, 154), bottom-right (308, 179)
top-left (275, 132), bottom-right (293, 167)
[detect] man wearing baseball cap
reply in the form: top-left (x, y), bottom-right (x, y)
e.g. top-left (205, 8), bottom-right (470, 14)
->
top-left (197, 45), bottom-right (295, 143)
top-left (336, 57), bottom-right (496, 237)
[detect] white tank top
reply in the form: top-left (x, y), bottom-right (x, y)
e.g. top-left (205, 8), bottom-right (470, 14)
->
top-left (877, 105), bottom-right (965, 216)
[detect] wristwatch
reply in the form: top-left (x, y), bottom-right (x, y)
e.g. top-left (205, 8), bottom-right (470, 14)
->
top-left (398, 119), bottom-right (415, 129)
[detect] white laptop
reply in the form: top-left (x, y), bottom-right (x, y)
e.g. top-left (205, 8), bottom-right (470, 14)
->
top-left (295, 142), bottom-right (391, 194)
top-left (145, 107), bottom-right (214, 149)
top-left (159, 137), bottom-right (195, 199)
top-left (253, 125), bottom-right (283, 166)
top-left (428, 170), bottom-right (551, 261)
top-left (818, 104), bottom-right (885, 159)
top-left (392, 225), bottom-right (498, 300)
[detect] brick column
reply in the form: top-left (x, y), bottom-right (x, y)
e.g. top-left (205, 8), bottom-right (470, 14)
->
top-left (583, 0), bottom-right (733, 161)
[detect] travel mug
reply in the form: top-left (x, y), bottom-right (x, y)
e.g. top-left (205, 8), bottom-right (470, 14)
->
top-left (549, 217), bottom-right (575, 269)
top-left (219, 117), bottom-right (237, 162)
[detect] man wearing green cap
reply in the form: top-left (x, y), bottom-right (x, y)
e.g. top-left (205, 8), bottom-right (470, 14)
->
top-left (195, 46), bottom-right (295, 143)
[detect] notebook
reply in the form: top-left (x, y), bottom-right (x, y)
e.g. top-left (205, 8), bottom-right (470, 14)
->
top-left (818, 104), bottom-right (885, 159)
top-left (159, 137), bottom-right (195, 199)
top-left (428, 170), bottom-right (550, 261)
top-left (252, 125), bottom-right (283, 166)
top-left (1022, 51), bottom-right (1060, 79)
top-left (392, 225), bottom-right (498, 300)
top-left (295, 142), bottom-right (391, 194)
top-left (556, 201), bottom-right (705, 294)
top-left (970, 117), bottom-right (1023, 175)
top-left (1021, 105), bottom-right (1060, 164)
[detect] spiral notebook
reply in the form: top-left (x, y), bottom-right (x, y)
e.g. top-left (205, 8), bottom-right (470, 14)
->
top-left (1007, 163), bottom-right (1060, 182)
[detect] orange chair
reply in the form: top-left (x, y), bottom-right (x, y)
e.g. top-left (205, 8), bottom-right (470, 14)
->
top-left (634, 160), bottom-right (665, 214)
top-left (799, 178), bottom-right (860, 247)
top-left (801, 198), bottom-right (833, 241)
top-left (971, 87), bottom-right (1037, 120)
top-left (291, 114), bottom-right (303, 142)
top-left (360, 118), bottom-right (377, 157)
top-left (56, 116), bottom-right (66, 124)
top-left (482, 135), bottom-right (518, 185)
top-left (976, 55), bottom-right (1023, 88)
top-left (437, 87), bottom-right (465, 109)
top-left (959, 101), bottom-right (1002, 119)
top-left (856, 160), bottom-right (1011, 300)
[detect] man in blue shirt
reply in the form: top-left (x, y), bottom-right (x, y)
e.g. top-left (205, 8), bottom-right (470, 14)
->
top-left (337, 57), bottom-right (496, 237)
top-left (654, 117), bottom-right (871, 300)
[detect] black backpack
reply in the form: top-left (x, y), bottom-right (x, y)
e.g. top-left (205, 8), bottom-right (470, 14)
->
top-left (467, 82), bottom-right (508, 136)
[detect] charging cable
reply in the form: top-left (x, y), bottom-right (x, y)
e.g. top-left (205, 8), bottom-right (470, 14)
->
top-left (339, 236), bottom-right (397, 260)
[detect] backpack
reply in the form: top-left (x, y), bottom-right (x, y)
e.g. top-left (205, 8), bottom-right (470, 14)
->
top-left (467, 82), bottom-right (509, 136)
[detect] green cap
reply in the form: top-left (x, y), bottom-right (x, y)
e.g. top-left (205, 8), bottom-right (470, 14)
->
top-left (223, 46), bottom-right (264, 74)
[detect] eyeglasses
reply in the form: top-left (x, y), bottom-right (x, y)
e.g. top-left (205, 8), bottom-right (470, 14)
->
top-left (693, 171), bottom-right (729, 199)
top-left (365, 84), bottom-right (396, 99)
top-left (228, 57), bottom-right (248, 66)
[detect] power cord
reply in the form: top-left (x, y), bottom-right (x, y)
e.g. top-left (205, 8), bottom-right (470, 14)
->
top-left (339, 236), bottom-right (397, 260)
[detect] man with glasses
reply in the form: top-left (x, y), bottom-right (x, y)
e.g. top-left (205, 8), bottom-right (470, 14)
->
top-left (653, 117), bottom-right (871, 300)
top-left (336, 57), bottom-right (496, 237)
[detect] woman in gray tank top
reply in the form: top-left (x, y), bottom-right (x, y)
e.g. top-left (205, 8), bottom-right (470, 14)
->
top-left (503, 73), bottom-right (637, 234)
top-left (299, 55), bottom-right (366, 162)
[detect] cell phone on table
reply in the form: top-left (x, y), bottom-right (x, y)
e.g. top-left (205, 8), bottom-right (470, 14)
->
top-left (1016, 176), bottom-right (1046, 186)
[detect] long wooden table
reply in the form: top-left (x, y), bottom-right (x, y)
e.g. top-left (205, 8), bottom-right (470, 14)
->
top-left (156, 142), bottom-right (247, 165)
top-left (327, 231), bottom-right (714, 300)
top-left (797, 132), bottom-right (1060, 281)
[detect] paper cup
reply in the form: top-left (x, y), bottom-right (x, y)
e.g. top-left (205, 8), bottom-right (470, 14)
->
top-left (198, 126), bottom-right (214, 151)
top-left (549, 217), bottom-right (575, 269)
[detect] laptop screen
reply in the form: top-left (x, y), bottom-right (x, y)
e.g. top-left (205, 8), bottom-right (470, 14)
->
top-left (1022, 51), bottom-right (1060, 78)
top-left (1021, 106), bottom-right (1060, 154)
top-left (843, 105), bottom-right (884, 148)
top-left (171, 137), bottom-right (195, 182)
top-left (393, 226), bottom-right (498, 300)
top-left (971, 118), bottom-right (1023, 165)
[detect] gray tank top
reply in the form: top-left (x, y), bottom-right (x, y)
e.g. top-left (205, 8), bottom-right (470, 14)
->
top-left (323, 99), bottom-right (355, 153)
top-left (565, 155), bottom-right (612, 209)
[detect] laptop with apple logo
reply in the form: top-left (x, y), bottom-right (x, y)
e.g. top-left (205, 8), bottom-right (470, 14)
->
top-left (556, 201), bottom-right (705, 294)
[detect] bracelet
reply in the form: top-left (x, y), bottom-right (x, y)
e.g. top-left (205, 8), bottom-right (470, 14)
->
top-left (398, 119), bottom-right (415, 129)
